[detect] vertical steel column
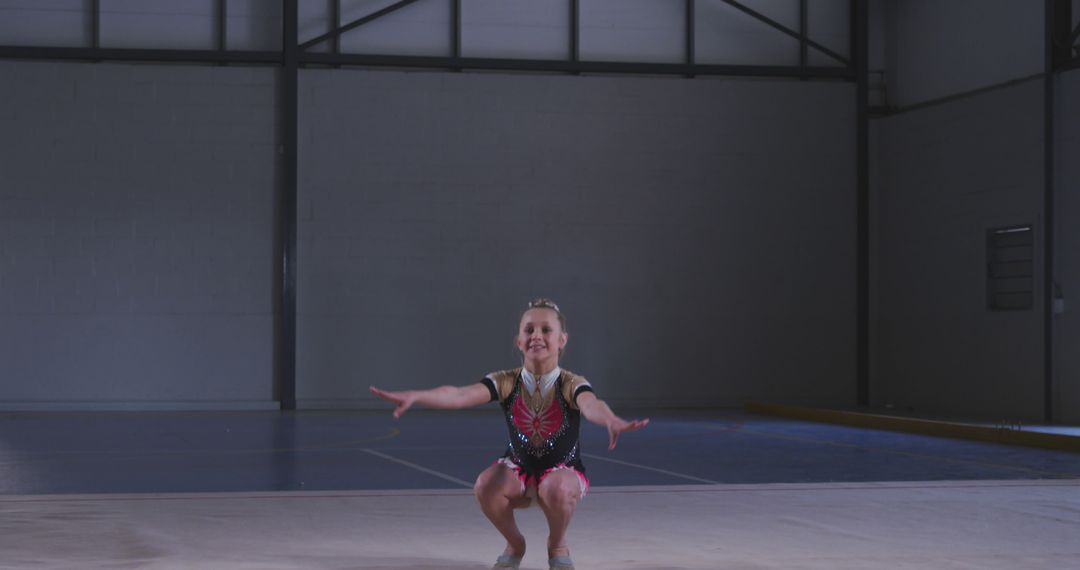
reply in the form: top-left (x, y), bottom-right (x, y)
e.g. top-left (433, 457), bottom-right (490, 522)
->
top-left (853, 0), bottom-right (870, 407)
top-left (800, 0), bottom-right (808, 73)
top-left (571, 0), bottom-right (580, 62)
top-left (451, 0), bottom-right (461, 71)
top-left (686, 0), bottom-right (695, 77)
top-left (332, 0), bottom-right (341, 55)
top-left (278, 0), bottom-right (299, 411)
top-left (216, 0), bottom-right (227, 52)
top-left (90, 0), bottom-right (100, 48)
top-left (1043, 0), bottom-right (1059, 423)
top-left (452, 0), bottom-right (461, 58)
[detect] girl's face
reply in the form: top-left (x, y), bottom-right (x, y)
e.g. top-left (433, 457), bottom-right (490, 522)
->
top-left (516, 308), bottom-right (567, 364)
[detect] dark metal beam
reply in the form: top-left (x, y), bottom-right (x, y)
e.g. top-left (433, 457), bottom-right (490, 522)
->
top-left (278, 0), bottom-right (298, 411)
top-left (853, 0), bottom-right (869, 408)
top-left (719, 0), bottom-right (849, 65)
top-left (299, 52), bottom-right (854, 79)
top-left (0, 45), bottom-right (856, 80)
top-left (1043, 0), bottom-right (1057, 424)
top-left (879, 73), bottom-right (1043, 117)
top-left (299, 0), bottom-right (421, 51)
top-left (0, 45), bottom-right (281, 64)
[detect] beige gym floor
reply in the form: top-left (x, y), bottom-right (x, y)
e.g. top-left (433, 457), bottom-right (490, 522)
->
top-left (3, 480), bottom-right (1079, 569)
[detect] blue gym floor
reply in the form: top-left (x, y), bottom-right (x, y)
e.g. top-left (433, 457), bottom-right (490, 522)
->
top-left (2, 409), bottom-right (1077, 495)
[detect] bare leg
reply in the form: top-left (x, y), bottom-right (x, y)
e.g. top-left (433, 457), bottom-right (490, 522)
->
top-left (474, 463), bottom-right (530, 557)
top-left (537, 470), bottom-right (582, 560)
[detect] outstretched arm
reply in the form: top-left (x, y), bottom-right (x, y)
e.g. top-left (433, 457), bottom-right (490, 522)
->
top-left (369, 383), bottom-right (492, 419)
top-left (575, 391), bottom-right (649, 450)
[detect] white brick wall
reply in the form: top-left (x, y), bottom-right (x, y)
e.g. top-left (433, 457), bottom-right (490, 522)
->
top-left (873, 79), bottom-right (1045, 420)
top-left (297, 68), bottom-right (856, 409)
top-left (0, 61), bottom-right (277, 409)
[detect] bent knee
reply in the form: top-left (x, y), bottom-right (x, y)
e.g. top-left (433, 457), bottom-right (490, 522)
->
top-left (538, 472), bottom-right (581, 505)
top-left (473, 468), bottom-right (497, 495)
top-left (475, 464), bottom-right (519, 497)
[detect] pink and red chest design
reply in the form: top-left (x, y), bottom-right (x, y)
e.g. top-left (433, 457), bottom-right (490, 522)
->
top-left (511, 393), bottom-right (565, 445)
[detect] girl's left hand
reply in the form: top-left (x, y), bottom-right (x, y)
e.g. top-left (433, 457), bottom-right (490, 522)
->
top-left (606, 417), bottom-right (650, 450)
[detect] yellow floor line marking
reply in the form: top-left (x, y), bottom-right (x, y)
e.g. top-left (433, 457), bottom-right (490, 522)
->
top-left (734, 426), bottom-right (1078, 479)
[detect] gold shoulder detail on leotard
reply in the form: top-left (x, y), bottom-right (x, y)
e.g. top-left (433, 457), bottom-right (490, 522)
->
top-left (560, 369), bottom-right (591, 409)
top-left (487, 368), bottom-right (521, 402)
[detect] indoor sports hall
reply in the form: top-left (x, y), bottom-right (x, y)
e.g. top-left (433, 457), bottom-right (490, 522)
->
top-left (1, 2), bottom-right (1078, 569)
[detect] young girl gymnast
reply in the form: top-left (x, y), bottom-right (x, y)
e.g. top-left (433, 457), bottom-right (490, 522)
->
top-left (370, 298), bottom-right (650, 570)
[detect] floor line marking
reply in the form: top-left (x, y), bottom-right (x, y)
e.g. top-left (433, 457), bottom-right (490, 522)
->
top-left (582, 453), bottom-right (722, 484)
top-left (361, 448), bottom-right (473, 488)
top-left (4, 480), bottom-right (1078, 503)
top-left (734, 427), bottom-right (1079, 479)
top-left (0, 428), bottom-right (402, 458)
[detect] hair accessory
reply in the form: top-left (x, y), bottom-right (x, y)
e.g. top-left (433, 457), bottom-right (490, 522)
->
top-left (528, 298), bottom-right (561, 313)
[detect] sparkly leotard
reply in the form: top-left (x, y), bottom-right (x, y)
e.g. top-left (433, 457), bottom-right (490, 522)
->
top-left (482, 368), bottom-right (594, 489)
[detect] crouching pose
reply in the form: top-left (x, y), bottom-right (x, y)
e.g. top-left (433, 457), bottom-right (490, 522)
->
top-left (370, 298), bottom-right (650, 570)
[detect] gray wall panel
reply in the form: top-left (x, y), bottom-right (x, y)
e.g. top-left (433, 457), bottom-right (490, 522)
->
top-left (884, 0), bottom-right (1044, 107)
top-left (0, 61), bottom-right (277, 409)
top-left (297, 69), bottom-right (856, 409)
top-left (1056, 69), bottom-right (1080, 423)
top-left (873, 79), bottom-right (1045, 420)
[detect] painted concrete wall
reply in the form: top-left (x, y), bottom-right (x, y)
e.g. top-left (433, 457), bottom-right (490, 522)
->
top-left (1056, 69), bottom-right (1080, 424)
top-left (0, 2), bottom-right (859, 410)
top-left (0, 0), bottom-right (281, 50)
top-left (872, 79), bottom-right (1045, 420)
top-left (297, 69), bottom-right (856, 409)
top-left (880, 0), bottom-right (1044, 108)
top-left (0, 62), bottom-right (857, 411)
top-left (1, 0), bottom-right (850, 68)
top-left (0, 61), bottom-right (278, 410)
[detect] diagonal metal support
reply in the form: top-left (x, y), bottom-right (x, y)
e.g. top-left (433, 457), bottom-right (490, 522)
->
top-left (718, 0), bottom-right (849, 66)
top-left (300, 0), bottom-right (422, 51)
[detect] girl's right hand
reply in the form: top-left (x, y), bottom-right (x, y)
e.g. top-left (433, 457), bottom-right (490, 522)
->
top-left (369, 386), bottom-right (417, 419)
